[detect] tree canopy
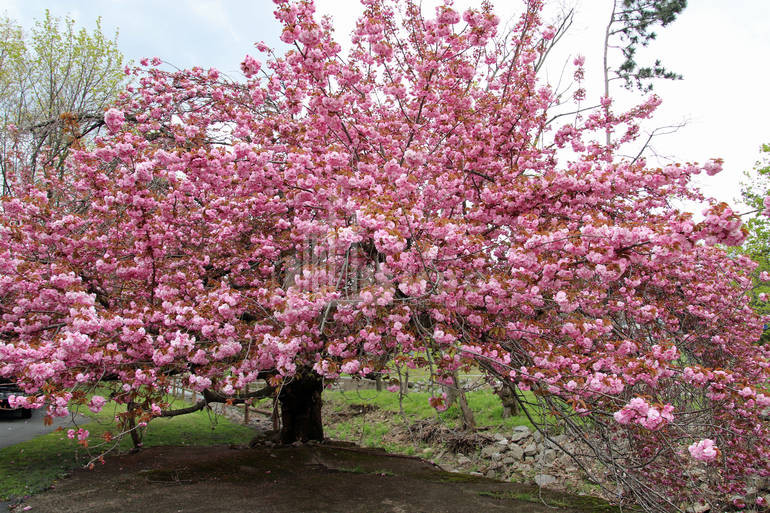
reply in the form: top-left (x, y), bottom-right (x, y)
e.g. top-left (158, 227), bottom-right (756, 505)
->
top-left (0, 1), bottom-right (765, 511)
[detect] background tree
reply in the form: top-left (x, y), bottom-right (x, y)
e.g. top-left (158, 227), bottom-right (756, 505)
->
top-left (604, 0), bottom-right (687, 94)
top-left (600, 0), bottom-right (687, 148)
top-left (0, 11), bottom-right (126, 190)
top-left (738, 143), bottom-right (770, 341)
top-left (0, 1), bottom-right (766, 511)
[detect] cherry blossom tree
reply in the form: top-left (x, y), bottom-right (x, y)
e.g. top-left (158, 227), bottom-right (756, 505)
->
top-left (1, 0), bottom-right (767, 510)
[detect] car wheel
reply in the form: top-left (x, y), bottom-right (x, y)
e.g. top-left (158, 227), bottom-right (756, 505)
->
top-left (20, 408), bottom-right (32, 419)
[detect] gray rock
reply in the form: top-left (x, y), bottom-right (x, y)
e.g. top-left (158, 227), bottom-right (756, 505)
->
top-left (493, 433), bottom-right (507, 442)
top-left (684, 502), bottom-right (710, 513)
top-left (481, 445), bottom-right (501, 459)
top-left (456, 454), bottom-right (471, 465)
top-left (534, 474), bottom-right (557, 487)
top-left (502, 456), bottom-right (516, 465)
top-left (510, 433), bottom-right (529, 444)
top-left (523, 442), bottom-right (538, 456)
top-left (507, 444), bottom-right (524, 461)
top-left (533, 431), bottom-right (544, 443)
top-left (515, 462), bottom-right (532, 473)
top-left (510, 426), bottom-right (531, 443)
top-left (552, 434), bottom-right (569, 445)
top-left (485, 470), bottom-right (497, 479)
top-left (495, 437), bottom-right (509, 446)
top-left (539, 449), bottom-right (557, 464)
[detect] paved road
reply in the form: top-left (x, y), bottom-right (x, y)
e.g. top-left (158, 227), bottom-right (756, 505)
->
top-left (0, 408), bottom-right (89, 450)
top-left (0, 408), bottom-right (89, 513)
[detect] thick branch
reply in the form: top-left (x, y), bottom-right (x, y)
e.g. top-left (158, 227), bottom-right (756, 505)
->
top-left (159, 385), bottom-right (275, 418)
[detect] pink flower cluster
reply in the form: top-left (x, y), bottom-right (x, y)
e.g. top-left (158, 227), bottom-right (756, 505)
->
top-left (240, 54), bottom-right (261, 78)
top-left (613, 398), bottom-right (675, 430)
top-left (698, 202), bottom-right (747, 246)
top-left (88, 395), bottom-right (107, 413)
top-left (688, 439), bottom-right (718, 462)
top-left (67, 428), bottom-right (90, 442)
top-left (103, 108), bottom-right (125, 133)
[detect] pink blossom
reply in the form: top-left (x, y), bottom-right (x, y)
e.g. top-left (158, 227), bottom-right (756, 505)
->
top-left (688, 439), bottom-right (718, 462)
top-left (104, 108), bottom-right (125, 133)
top-left (703, 159), bottom-right (723, 176)
top-left (88, 395), bottom-right (107, 413)
top-left (437, 8), bottom-right (460, 25)
top-left (613, 408), bottom-right (634, 425)
top-left (240, 55), bottom-right (261, 78)
top-left (341, 360), bottom-right (361, 375)
top-left (68, 428), bottom-right (89, 442)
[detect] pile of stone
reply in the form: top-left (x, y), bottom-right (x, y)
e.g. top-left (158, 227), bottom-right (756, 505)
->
top-left (449, 425), bottom-right (770, 512)
top-left (441, 424), bottom-right (583, 490)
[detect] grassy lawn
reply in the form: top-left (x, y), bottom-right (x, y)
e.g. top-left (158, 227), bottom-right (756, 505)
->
top-left (0, 398), bottom-right (254, 501)
top-left (321, 388), bottom-right (541, 454)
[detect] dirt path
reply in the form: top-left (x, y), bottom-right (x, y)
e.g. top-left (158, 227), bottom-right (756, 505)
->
top-left (16, 442), bottom-right (618, 513)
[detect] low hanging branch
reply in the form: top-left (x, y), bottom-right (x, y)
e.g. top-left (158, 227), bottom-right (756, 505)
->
top-left (159, 385), bottom-right (275, 418)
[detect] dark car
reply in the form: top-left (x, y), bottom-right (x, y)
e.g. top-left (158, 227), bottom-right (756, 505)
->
top-left (0, 378), bottom-right (32, 419)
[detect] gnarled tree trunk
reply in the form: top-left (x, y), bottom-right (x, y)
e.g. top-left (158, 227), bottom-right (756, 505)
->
top-left (278, 371), bottom-right (324, 443)
top-left (495, 384), bottom-right (519, 418)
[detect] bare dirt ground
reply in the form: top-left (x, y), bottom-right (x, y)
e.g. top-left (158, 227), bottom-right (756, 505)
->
top-left (15, 442), bottom-right (617, 513)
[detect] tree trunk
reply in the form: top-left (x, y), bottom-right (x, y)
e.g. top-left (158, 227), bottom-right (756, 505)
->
top-left (444, 379), bottom-right (458, 408)
top-left (126, 401), bottom-right (143, 450)
top-left (495, 384), bottom-right (519, 418)
top-left (452, 371), bottom-right (476, 431)
top-left (278, 371), bottom-right (324, 444)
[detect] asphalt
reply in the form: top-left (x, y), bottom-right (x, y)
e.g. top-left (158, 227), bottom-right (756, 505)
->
top-left (0, 408), bottom-right (89, 450)
top-left (0, 408), bottom-right (90, 512)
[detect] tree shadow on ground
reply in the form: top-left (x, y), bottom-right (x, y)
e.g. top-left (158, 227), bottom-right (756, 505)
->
top-left (17, 442), bottom-right (629, 513)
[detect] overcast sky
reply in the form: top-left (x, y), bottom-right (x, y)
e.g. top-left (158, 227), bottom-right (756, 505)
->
top-left (3, 0), bottom-right (769, 211)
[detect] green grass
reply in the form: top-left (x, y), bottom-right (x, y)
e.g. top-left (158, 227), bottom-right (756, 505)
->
top-left (320, 388), bottom-right (547, 453)
top-left (324, 388), bottom-right (537, 429)
top-left (0, 398), bottom-right (254, 501)
top-left (477, 489), bottom-right (632, 512)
